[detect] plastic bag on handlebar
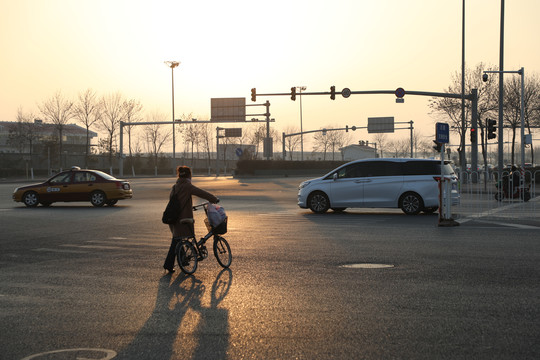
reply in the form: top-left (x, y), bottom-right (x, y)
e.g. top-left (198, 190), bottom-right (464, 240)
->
top-left (207, 203), bottom-right (226, 227)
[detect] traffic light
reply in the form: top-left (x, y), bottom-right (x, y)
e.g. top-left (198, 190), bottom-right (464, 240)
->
top-left (330, 86), bottom-right (336, 100)
top-left (251, 88), bottom-right (256, 102)
top-left (345, 125), bottom-right (348, 132)
top-left (487, 119), bottom-right (497, 139)
top-left (291, 87), bottom-right (296, 101)
top-left (470, 128), bottom-right (477, 143)
top-left (433, 140), bottom-right (442, 152)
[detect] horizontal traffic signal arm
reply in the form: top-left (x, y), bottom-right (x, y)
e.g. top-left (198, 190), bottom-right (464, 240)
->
top-left (250, 88), bottom-right (476, 101)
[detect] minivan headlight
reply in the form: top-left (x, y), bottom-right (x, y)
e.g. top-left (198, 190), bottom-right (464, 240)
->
top-left (299, 181), bottom-right (311, 189)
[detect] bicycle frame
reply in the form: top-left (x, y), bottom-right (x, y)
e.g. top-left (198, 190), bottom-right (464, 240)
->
top-left (175, 202), bottom-right (231, 274)
top-left (177, 203), bottom-right (220, 261)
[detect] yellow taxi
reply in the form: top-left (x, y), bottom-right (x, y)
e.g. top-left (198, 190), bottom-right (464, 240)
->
top-left (13, 167), bottom-right (133, 207)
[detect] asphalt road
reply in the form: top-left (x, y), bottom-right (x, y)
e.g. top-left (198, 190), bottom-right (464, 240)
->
top-left (1, 176), bottom-right (539, 359)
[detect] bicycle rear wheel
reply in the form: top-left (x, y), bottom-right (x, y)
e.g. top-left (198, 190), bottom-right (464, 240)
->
top-left (213, 236), bottom-right (232, 268)
top-left (176, 240), bottom-right (198, 274)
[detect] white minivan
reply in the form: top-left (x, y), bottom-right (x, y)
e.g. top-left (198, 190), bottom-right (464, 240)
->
top-left (298, 158), bottom-right (460, 215)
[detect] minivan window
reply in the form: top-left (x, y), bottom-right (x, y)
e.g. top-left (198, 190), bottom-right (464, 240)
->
top-left (403, 161), bottom-right (455, 176)
top-left (363, 161), bottom-right (403, 177)
top-left (335, 163), bottom-right (363, 179)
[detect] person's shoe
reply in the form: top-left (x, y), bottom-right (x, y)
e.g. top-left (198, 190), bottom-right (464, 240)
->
top-left (163, 266), bottom-right (175, 273)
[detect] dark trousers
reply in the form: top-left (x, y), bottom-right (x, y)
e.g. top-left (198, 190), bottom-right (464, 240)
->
top-left (163, 237), bottom-right (179, 269)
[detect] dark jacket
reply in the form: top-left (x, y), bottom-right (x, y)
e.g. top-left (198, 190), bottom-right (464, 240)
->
top-left (168, 178), bottom-right (218, 237)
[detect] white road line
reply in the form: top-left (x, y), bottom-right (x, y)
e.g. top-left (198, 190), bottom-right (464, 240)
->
top-left (61, 244), bottom-right (126, 250)
top-left (32, 248), bottom-right (88, 254)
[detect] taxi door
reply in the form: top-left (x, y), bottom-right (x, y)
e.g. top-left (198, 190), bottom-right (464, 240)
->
top-left (41, 172), bottom-right (74, 202)
top-left (71, 171), bottom-right (96, 201)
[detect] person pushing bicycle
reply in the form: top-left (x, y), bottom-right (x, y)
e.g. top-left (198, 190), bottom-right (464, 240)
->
top-left (163, 165), bottom-right (218, 273)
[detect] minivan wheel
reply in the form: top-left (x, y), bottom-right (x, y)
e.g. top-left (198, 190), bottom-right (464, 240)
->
top-left (400, 192), bottom-right (423, 215)
top-left (308, 192), bottom-right (330, 214)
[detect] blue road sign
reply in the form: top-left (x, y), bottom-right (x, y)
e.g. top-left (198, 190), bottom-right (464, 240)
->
top-left (436, 122), bottom-right (449, 143)
top-left (235, 148), bottom-right (243, 157)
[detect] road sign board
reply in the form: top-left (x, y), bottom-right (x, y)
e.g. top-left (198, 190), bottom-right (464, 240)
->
top-left (368, 117), bottom-right (394, 133)
top-left (395, 87), bottom-right (405, 98)
top-left (211, 98), bottom-right (246, 122)
top-left (342, 88), bottom-right (351, 98)
top-left (235, 148), bottom-right (243, 157)
top-left (435, 122), bottom-right (449, 143)
top-left (224, 128), bottom-right (242, 137)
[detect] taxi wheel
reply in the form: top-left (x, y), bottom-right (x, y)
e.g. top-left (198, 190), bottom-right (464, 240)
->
top-left (22, 191), bottom-right (39, 207)
top-left (90, 191), bottom-right (107, 207)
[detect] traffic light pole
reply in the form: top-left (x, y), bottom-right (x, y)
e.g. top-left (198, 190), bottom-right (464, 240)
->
top-left (251, 87), bottom-right (478, 177)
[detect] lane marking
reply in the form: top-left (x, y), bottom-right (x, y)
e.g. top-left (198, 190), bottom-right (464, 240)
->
top-left (32, 248), bottom-right (87, 254)
top-left (61, 244), bottom-right (125, 250)
top-left (21, 348), bottom-right (117, 360)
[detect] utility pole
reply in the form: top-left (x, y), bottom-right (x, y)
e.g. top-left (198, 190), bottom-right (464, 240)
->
top-left (164, 61), bottom-right (180, 161)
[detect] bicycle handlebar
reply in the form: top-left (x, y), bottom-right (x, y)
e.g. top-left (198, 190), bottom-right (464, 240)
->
top-left (192, 199), bottom-right (219, 211)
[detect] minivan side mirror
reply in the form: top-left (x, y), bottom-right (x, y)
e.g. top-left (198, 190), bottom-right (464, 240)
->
top-left (333, 173), bottom-right (338, 181)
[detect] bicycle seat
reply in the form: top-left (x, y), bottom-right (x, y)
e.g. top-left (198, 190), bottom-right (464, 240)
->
top-left (180, 218), bottom-right (194, 224)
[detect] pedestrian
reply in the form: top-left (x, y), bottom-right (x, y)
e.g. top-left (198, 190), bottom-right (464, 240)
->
top-left (163, 165), bottom-right (219, 273)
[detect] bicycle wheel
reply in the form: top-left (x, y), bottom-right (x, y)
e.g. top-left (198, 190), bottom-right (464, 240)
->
top-left (213, 236), bottom-right (232, 268)
top-left (176, 240), bottom-right (198, 275)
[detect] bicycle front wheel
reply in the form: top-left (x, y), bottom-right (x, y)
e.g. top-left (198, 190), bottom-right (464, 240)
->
top-left (177, 240), bottom-right (198, 275)
top-left (213, 236), bottom-right (232, 268)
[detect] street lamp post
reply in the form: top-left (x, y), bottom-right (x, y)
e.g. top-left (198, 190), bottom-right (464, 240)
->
top-left (164, 61), bottom-right (180, 160)
top-left (297, 86), bottom-right (306, 161)
top-left (483, 67), bottom-right (525, 167)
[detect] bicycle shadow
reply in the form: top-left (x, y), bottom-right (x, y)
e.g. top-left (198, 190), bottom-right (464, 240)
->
top-left (115, 269), bottom-right (232, 360)
top-left (191, 268), bottom-right (232, 360)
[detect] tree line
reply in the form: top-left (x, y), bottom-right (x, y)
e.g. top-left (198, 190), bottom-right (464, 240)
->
top-left (429, 63), bottom-right (540, 167)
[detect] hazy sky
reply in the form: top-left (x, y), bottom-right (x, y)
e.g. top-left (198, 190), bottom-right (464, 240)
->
top-left (1, 0), bottom-right (539, 147)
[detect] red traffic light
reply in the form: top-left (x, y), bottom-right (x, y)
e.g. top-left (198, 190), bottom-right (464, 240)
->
top-left (470, 128), bottom-right (477, 143)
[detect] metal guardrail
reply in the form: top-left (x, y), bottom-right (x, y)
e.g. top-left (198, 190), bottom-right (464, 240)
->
top-left (454, 169), bottom-right (538, 222)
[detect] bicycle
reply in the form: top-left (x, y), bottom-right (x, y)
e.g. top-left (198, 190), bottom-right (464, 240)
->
top-left (175, 202), bottom-right (232, 275)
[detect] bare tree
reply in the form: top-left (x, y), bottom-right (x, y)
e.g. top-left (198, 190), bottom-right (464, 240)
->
top-left (326, 129), bottom-right (348, 161)
top-left (8, 107), bottom-right (40, 156)
top-left (429, 63), bottom-right (498, 168)
top-left (373, 133), bottom-right (387, 158)
top-left (38, 91), bottom-right (75, 167)
top-left (199, 123), bottom-right (214, 168)
top-left (183, 124), bottom-right (201, 165)
top-left (144, 111), bottom-right (171, 168)
top-left (122, 99), bottom-right (144, 160)
top-left (312, 127), bottom-right (331, 160)
top-left (74, 89), bottom-right (102, 168)
top-left (502, 72), bottom-right (540, 165)
top-left (100, 92), bottom-right (125, 166)
top-left (247, 124), bottom-right (266, 159)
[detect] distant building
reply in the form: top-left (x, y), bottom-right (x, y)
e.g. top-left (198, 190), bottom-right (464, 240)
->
top-left (341, 141), bottom-right (378, 161)
top-left (0, 120), bottom-right (97, 154)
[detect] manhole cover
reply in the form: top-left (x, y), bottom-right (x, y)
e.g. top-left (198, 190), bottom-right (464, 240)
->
top-left (341, 263), bottom-right (395, 269)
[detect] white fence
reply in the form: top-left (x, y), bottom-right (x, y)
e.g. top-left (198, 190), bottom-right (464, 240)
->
top-left (454, 169), bottom-right (539, 223)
